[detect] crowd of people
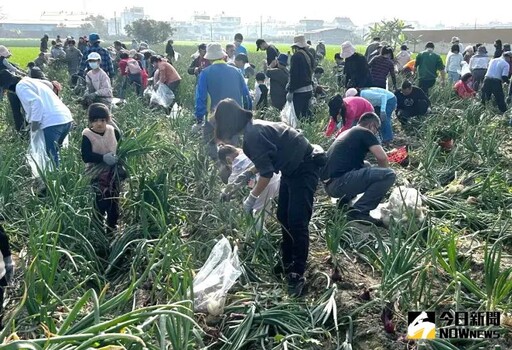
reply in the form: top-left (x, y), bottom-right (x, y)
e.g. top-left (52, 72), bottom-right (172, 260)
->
top-left (1, 30), bottom-right (512, 299)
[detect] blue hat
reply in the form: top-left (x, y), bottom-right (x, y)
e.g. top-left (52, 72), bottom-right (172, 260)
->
top-left (89, 33), bottom-right (101, 43)
top-left (277, 53), bottom-right (288, 66)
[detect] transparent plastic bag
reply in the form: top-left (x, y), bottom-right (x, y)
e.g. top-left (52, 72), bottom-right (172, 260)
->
top-left (27, 130), bottom-right (51, 177)
top-left (193, 237), bottom-right (242, 315)
top-left (150, 84), bottom-right (175, 108)
top-left (280, 101), bottom-right (298, 128)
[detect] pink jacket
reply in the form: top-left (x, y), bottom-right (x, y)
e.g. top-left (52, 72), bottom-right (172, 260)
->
top-left (337, 97), bottom-right (374, 136)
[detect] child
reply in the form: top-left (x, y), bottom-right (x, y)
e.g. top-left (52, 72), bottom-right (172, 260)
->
top-left (0, 218), bottom-right (14, 327)
top-left (333, 53), bottom-right (345, 87)
top-left (81, 103), bottom-right (122, 233)
top-left (254, 72), bottom-right (268, 110)
top-left (82, 52), bottom-right (113, 109)
top-left (218, 145), bottom-right (280, 222)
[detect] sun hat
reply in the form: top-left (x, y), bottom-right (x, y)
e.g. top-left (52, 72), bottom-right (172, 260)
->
top-left (345, 88), bottom-right (358, 97)
top-left (88, 33), bottom-right (101, 43)
top-left (204, 42), bottom-right (226, 60)
top-left (451, 36), bottom-right (460, 43)
top-left (291, 35), bottom-right (308, 48)
top-left (277, 53), bottom-right (288, 66)
top-left (0, 45), bottom-right (12, 58)
top-left (87, 52), bottom-right (101, 61)
top-left (128, 49), bottom-right (137, 58)
top-left (340, 41), bottom-right (355, 59)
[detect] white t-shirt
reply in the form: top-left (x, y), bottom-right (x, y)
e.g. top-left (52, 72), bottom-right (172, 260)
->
top-left (15, 78), bottom-right (73, 129)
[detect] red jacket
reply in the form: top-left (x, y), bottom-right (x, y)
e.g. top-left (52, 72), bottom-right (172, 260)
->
top-left (454, 80), bottom-right (476, 99)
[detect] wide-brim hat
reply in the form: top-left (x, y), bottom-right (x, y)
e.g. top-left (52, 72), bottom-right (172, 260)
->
top-left (451, 36), bottom-right (460, 43)
top-left (292, 35), bottom-right (308, 48)
top-left (204, 43), bottom-right (226, 60)
top-left (340, 41), bottom-right (355, 59)
top-left (0, 45), bottom-right (12, 58)
top-left (89, 33), bottom-right (101, 43)
top-left (477, 46), bottom-right (487, 54)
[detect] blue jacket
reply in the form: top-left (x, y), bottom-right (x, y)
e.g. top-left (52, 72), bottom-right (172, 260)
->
top-left (195, 61), bottom-right (252, 118)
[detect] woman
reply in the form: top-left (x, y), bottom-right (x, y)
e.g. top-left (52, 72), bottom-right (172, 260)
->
top-left (446, 44), bottom-right (464, 84)
top-left (0, 45), bottom-right (26, 131)
top-left (340, 41), bottom-right (372, 89)
top-left (213, 98), bottom-right (322, 297)
top-left (454, 73), bottom-right (476, 99)
top-left (469, 46), bottom-right (490, 91)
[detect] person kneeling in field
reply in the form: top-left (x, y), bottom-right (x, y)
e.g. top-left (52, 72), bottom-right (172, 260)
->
top-left (394, 80), bottom-right (431, 127)
top-left (454, 73), bottom-right (476, 99)
top-left (81, 103), bottom-right (124, 234)
top-left (82, 52), bottom-right (113, 109)
top-left (218, 144), bottom-right (280, 228)
top-left (321, 112), bottom-right (396, 226)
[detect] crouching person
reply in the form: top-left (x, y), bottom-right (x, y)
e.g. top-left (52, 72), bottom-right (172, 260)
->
top-left (81, 103), bottom-right (122, 234)
top-left (0, 219), bottom-right (14, 328)
top-left (321, 112), bottom-right (395, 226)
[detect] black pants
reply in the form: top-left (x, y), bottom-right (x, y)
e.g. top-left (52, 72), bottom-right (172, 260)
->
top-left (293, 91), bottom-right (313, 121)
top-left (93, 178), bottom-right (120, 233)
top-left (418, 79), bottom-right (436, 96)
top-left (7, 91), bottom-right (25, 131)
top-left (397, 100), bottom-right (429, 126)
top-left (276, 158), bottom-right (319, 276)
top-left (481, 78), bottom-right (507, 113)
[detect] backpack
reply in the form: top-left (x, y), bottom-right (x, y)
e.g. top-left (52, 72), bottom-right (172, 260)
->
top-left (126, 59), bottom-right (141, 74)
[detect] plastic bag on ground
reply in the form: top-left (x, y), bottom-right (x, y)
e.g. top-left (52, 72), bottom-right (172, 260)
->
top-left (150, 84), bottom-right (175, 108)
top-left (193, 237), bottom-right (242, 315)
top-left (27, 130), bottom-right (51, 177)
top-left (280, 101), bottom-right (298, 128)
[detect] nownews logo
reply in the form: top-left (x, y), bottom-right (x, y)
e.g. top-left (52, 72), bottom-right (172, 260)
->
top-left (407, 311), bottom-right (501, 340)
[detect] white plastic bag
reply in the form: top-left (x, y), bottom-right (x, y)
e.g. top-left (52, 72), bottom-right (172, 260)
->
top-left (193, 237), bottom-right (242, 315)
top-left (27, 130), bottom-right (51, 177)
top-left (150, 84), bottom-right (175, 108)
top-left (280, 101), bottom-right (298, 128)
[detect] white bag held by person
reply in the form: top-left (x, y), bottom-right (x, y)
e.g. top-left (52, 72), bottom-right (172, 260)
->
top-left (280, 101), bottom-right (298, 128)
top-left (193, 237), bottom-right (242, 315)
top-left (150, 84), bottom-right (175, 108)
top-left (27, 130), bottom-right (51, 177)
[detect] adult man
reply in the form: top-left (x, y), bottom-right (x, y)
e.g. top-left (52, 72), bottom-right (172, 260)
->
top-left (78, 33), bottom-right (115, 79)
top-left (481, 51), bottom-right (511, 114)
top-left (234, 33), bottom-right (247, 55)
top-left (234, 53), bottom-right (254, 78)
top-left (194, 43), bottom-right (252, 129)
top-left (256, 38), bottom-right (279, 67)
top-left (414, 42), bottom-right (445, 96)
top-left (394, 80), bottom-right (430, 126)
top-left (322, 112), bottom-right (395, 225)
top-left (0, 71), bottom-right (73, 167)
top-left (288, 35), bottom-right (314, 120)
top-left (65, 39), bottom-right (83, 78)
top-left (40, 34), bottom-right (49, 53)
top-left (264, 53), bottom-right (289, 110)
top-left (368, 45), bottom-right (397, 90)
top-left (365, 37), bottom-right (381, 61)
top-left (316, 40), bottom-right (326, 60)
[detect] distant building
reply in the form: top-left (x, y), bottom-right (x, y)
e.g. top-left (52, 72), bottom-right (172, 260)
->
top-left (304, 28), bottom-right (358, 45)
top-left (172, 12), bottom-right (242, 41)
top-left (108, 7), bottom-right (145, 36)
top-left (298, 19), bottom-right (324, 32)
top-left (332, 17), bottom-right (356, 30)
top-left (0, 12), bottom-right (91, 38)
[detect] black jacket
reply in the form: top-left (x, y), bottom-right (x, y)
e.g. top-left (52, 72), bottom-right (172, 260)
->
top-left (289, 48), bottom-right (314, 92)
top-left (343, 52), bottom-right (372, 88)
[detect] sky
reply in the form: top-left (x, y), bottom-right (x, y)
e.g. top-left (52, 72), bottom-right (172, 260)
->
top-left (1, 1), bottom-right (508, 27)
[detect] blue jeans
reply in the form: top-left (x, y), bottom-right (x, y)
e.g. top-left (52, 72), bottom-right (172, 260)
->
top-left (447, 71), bottom-right (460, 84)
top-left (325, 167), bottom-right (396, 215)
top-left (374, 97), bottom-right (397, 143)
top-left (43, 122), bottom-right (72, 168)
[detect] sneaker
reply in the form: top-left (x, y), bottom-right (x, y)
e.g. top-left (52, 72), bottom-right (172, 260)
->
top-left (287, 273), bottom-right (306, 297)
top-left (347, 209), bottom-right (384, 227)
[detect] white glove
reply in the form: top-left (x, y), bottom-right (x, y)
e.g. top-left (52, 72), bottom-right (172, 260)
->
top-left (243, 193), bottom-right (258, 214)
top-left (286, 92), bottom-right (293, 102)
top-left (103, 152), bottom-right (118, 165)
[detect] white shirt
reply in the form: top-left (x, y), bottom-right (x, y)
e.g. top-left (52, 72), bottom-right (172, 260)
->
top-left (15, 78), bottom-right (73, 129)
top-left (485, 57), bottom-right (510, 79)
top-left (396, 50), bottom-right (411, 69)
top-left (445, 52), bottom-right (463, 73)
top-left (469, 55), bottom-right (490, 70)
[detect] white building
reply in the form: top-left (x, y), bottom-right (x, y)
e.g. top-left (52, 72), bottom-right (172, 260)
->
top-left (108, 7), bottom-right (145, 36)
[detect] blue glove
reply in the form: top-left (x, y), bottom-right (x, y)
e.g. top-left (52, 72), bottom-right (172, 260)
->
top-left (243, 193), bottom-right (258, 214)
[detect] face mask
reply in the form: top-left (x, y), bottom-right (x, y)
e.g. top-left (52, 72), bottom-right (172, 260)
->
top-left (89, 62), bottom-right (99, 69)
